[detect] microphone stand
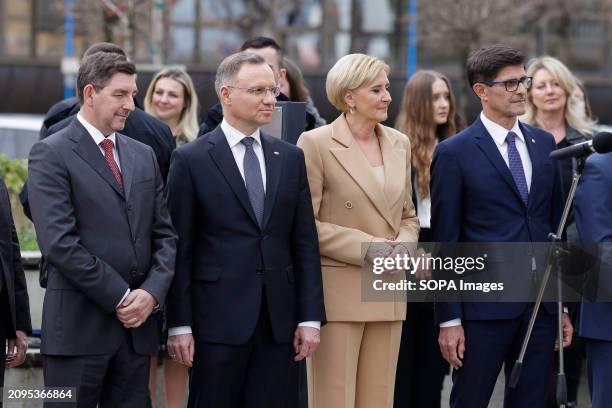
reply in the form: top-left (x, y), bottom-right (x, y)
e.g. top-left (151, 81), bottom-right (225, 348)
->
top-left (508, 157), bottom-right (586, 408)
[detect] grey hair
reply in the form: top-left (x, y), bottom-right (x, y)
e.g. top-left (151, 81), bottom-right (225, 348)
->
top-left (214, 52), bottom-right (266, 97)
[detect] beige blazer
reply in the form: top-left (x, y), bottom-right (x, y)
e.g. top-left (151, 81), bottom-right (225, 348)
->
top-left (297, 114), bottom-right (420, 322)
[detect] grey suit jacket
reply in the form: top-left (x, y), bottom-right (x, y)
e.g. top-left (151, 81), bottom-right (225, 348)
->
top-left (27, 118), bottom-right (176, 356)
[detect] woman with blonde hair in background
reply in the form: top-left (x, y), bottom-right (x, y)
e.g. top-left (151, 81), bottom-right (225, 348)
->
top-left (393, 70), bottom-right (462, 408)
top-left (523, 56), bottom-right (596, 238)
top-left (297, 53), bottom-right (420, 408)
top-left (145, 67), bottom-right (199, 408)
top-left (523, 56), bottom-right (596, 408)
top-left (145, 67), bottom-right (199, 146)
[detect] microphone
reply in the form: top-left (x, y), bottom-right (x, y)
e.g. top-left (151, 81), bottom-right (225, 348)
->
top-left (550, 131), bottom-right (612, 160)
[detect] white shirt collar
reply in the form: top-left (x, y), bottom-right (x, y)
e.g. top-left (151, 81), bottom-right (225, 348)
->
top-left (76, 112), bottom-right (117, 146)
top-left (220, 118), bottom-right (261, 149)
top-left (480, 111), bottom-right (524, 147)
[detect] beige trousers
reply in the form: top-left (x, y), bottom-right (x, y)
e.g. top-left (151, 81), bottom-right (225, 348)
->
top-left (307, 321), bottom-right (403, 408)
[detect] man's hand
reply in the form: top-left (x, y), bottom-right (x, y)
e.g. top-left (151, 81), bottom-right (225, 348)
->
top-left (555, 312), bottom-right (574, 351)
top-left (116, 289), bottom-right (156, 328)
top-left (167, 333), bottom-right (194, 367)
top-left (293, 326), bottom-right (320, 362)
top-left (5, 330), bottom-right (28, 368)
top-left (439, 325), bottom-right (465, 369)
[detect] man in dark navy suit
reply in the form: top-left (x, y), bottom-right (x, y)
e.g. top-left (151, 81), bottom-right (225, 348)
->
top-left (165, 52), bottom-right (325, 408)
top-left (574, 152), bottom-right (612, 408)
top-left (431, 44), bottom-right (572, 407)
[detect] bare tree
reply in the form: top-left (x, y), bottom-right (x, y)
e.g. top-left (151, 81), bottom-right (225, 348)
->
top-left (416, 0), bottom-right (544, 113)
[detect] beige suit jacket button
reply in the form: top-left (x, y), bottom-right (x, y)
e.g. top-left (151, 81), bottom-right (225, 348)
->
top-left (345, 201), bottom-right (353, 209)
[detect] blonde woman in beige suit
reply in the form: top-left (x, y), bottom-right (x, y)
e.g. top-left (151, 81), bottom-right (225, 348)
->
top-left (297, 54), bottom-right (420, 408)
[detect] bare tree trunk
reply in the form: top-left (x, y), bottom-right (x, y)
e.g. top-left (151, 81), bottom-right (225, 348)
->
top-left (393, 0), bottom-right (409, 73)
top-left (321, 0), bottom-right (337, 67)
top-left (349, 0), bottom-right (364, 54)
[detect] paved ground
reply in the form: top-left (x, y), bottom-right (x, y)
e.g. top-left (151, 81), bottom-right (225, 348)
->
top-left (441, 366), bottom-right (592, 407)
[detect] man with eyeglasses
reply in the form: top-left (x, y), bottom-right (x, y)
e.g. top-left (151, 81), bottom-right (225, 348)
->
top-left (430, 44), bottom-right (572, 407)
top-left (165, 52), bottom-right (325, 408)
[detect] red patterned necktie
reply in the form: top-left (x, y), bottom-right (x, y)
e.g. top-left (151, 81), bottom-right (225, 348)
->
top-left (99, 138), bottom-right (124, 190)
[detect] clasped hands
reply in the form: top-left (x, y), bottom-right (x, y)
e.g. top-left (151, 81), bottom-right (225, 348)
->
top-left (116, 289), bottom-right (156, 329)
top-left (366, 238), bottom-right (431, 279)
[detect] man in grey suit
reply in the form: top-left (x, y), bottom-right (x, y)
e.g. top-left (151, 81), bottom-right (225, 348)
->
top-left (28, 51), bottom-right (176, 407)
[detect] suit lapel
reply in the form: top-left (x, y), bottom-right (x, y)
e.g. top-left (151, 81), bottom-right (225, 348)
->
top-left (261, 133), bottom-right (281, 230)
top-left (70, 119), bottom-right (125, 198)
top-left (207, 127), bottom-right (259, 228)
top-left (472, 118), bottom-right (525, 206)
top-left (521, 123), bottom-right (543, 210)
top-left (379, 128), bottom-right (405, 212)
top-left (116, 133), bottom-right (135, 201)
top-left (329, 115), bottom-right (395, 228)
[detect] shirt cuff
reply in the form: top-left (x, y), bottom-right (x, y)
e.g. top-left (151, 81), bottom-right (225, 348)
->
top-left (440, 318), bottom-right (462, 328)
top-left (168, 326), bottom-right (192, 336)
top-left (116, 288), bottom-right (130, 309)
top-left (298, 321), bottom-right (321, 330)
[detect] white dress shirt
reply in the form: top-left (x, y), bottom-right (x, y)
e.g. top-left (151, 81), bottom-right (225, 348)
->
top-left (480, 112), bottom-right (532, 191)
top-left (169, 119), bottom-right (320, 337)
top-left (440, 112), bottom-right (533, 328)
top-left (76, 113), bottom-right (121, 171)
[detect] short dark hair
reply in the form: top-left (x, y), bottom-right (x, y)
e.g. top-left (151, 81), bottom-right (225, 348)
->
top-left (466, 44), bottom-right (525, 87)
top-left (240, 36), bottom-right (283, 66)
top-left (77, 52), bottom-right (136, 104)
top-left (82, 42), bottom-right (126, 59)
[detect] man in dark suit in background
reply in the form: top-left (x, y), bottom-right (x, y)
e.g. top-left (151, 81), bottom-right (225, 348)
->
top-left (198, 36), bottom-right (319, 136)
top-left (28, 51), bottom-right (176, 407)
top-left (166, 52), bottom-right (325, 408)
top-left (0, 176), bottom-right (31, 390)
top-left (574, 151), bottom-right (612, 408)
top-left (431, 45), bottom-right (572, 407)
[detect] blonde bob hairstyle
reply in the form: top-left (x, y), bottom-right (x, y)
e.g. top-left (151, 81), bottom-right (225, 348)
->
top-left (145, 67), bottom-right (200, 144)
top-left (326, 54), bottom-right (390, 112)
top-left (523, 56), bottom-right (596, 136)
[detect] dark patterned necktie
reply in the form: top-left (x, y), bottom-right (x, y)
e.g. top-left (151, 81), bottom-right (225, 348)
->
top-left (241, 137), bottom-right (265, 226)
top-left (506, 131), bottom-right (528, 205)
top-left (100, 138), bottom-right (124, 190)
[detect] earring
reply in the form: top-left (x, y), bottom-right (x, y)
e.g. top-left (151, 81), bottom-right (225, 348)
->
top-left (349, 106), bottom-right (355, 115)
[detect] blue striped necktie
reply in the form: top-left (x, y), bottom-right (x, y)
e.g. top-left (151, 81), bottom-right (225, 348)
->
top-left (506, 131), bottom-right (529, 205)
top-left (241, 137), bottom-right (265, 226)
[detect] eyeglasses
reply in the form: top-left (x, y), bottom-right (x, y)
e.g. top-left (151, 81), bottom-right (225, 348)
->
top-left (227, 85), bottom-right (281, 97)
top-left (482, 76), bottom-right (532, 92)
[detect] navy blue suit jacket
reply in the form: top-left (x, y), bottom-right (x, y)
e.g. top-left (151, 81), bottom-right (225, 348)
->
top-left (575, 152), bottom-right (612, 341)
top-left (431, 117), bottom-right (563, 323)
top-left (165, 126), bottom-right (325, 345)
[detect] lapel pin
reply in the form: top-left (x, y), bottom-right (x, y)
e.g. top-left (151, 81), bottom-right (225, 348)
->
top-left (531, 138), bottom-right (535, 144)
top-left (273, 151), bottom-right (280, 155)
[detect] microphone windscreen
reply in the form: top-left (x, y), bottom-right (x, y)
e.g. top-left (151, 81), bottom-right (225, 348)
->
top-left (593, 131), bottom-right (612, 153)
